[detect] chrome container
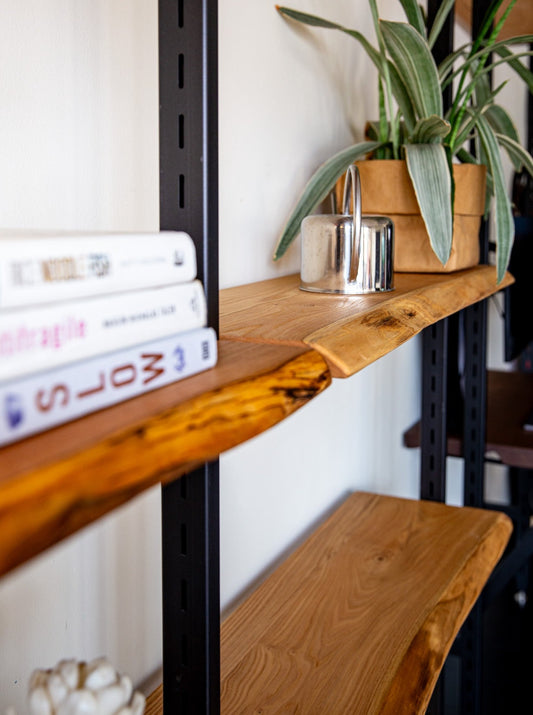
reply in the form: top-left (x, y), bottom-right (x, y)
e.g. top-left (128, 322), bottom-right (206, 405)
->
top-left (300, 165), bottom-right (394, 294)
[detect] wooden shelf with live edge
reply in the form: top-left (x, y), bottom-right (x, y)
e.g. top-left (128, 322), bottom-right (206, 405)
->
top-left (220, 266), bottom-right (513, 378)
top-left (0, 340), bottom-right (330, 578)
top-left (146, 491), bottom-right (511, 714)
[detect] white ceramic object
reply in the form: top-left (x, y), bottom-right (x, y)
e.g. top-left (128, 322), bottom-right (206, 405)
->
top-left (24, 658), bottom-right (146, 715)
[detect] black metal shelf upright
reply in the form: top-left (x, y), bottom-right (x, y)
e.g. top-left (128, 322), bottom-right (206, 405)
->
top-left (159, 1), bottom-right (219, 713)
top-left (422, 2), bottom-right (492, 713)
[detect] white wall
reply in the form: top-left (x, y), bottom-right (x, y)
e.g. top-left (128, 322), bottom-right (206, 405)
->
top-left (0, 1), bottom-right (470, 712)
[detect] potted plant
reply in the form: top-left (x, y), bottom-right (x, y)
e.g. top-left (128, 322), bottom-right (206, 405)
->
top-left (273, 0), bottom-right (533, 283)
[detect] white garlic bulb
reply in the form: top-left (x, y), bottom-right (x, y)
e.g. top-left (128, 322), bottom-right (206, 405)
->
top-left (26, 658), bottom-right (145, 715)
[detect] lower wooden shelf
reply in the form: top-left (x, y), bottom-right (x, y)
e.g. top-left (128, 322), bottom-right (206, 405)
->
top-left (147, 491), bottom-right (511, 714)
top-left (404, 370), bottom-right (533, 470)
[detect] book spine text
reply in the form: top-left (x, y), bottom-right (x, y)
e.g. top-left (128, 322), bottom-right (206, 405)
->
top-left (0, 231), bottom-right (196, 307)
top-left (0, 328), bottom-right (217, 446)
top-left (0, 281), bottom-right (207, 380)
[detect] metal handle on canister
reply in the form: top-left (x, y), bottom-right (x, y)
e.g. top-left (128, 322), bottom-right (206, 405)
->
top-left (342, 164), bottom-right (362, 282)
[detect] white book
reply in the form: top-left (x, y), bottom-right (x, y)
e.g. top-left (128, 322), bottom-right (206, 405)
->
top-left (0, 230), bottom-right (197, 307)
top-left (0, 281), bottom-right (207, 380)
top-left (0, 327), bottom-right (217, 446)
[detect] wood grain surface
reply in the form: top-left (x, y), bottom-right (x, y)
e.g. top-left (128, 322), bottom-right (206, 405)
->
top-left (220, 267), bottom-right (513, 377)
top-left (145, 687), bottom-right (162, 715)
top-left (220, 491), bottom-right (512, 714)
top-left (0, 341), bottom-right (330, 577)
top-left (404, 369), bottom-right (533, 469)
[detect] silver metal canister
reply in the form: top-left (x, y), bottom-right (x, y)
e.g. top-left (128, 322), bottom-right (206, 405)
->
top-left (300, 164), bottom-right (394, 294)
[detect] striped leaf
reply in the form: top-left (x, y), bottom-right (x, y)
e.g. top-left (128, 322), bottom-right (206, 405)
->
top-left (273, 141), bottom-right (383, 260)
top-left (410, 115), bottom-right (451, 144)
top-left (399, 0), bottom-right (426, 37)
top-left (476, 115), bottom-right (514, 283)
top-left (428, 0), bottom-right (456, 49)
top-left (276, 6), bottom-right (384, 72)
top-left (495, 133), bottom-right (533, 176)
top-left (275, 6), bottom-right (343, 29)
top-left (405, 144), bottom-right (453, 265)
top-left (380, 20), bottom-right (443, 120)
top-left (486, 105), bottom-right (522, 171)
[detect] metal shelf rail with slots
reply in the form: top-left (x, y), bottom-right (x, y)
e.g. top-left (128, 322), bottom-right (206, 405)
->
top-left (0, 1), bottom-right (518, 714)
top-left (159, 2), bottom-right (220, 711)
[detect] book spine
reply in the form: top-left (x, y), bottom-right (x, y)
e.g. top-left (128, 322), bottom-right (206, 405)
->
top-left (0, 281), bottom-right (207, 380)
top-left (0, 327), bottom-right (217, 446)
top-left (0, 231), bottom-right (197, 307)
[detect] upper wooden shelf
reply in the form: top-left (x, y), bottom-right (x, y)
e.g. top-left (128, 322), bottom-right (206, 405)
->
top-left (404, 369), bottom-right (533, 470)
top-left (0, 340), bottom-right (330, 578)
top-left (220, 267), bottom-right (513, 378)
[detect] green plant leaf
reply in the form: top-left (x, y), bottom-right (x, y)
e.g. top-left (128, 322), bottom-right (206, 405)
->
top-left (399, 0), bottom-right (426, 37)
top-left (378, 77), bottom-right (388, 142)
top-left (410, 115), bottom-right (451, 144)
top-left (404, 144), bottom-right (453, 265)
top-left (486, 105), bottom-right (522, 171)
top-left (476, 115), bottom-right (514, 283)
top-left (495, 133), bottom-right (533, 176)
top-left (470, 57), bottom-right (493, 107)
top-left (450, 82), bottom-right (506, 152)
top-left (442, 40), bottom-right (533, 92)
top-left (276, 5), bottom-right (417, 138)
top-left (273, 141), bottom-right (383, 260)
top-left (387, 61), bottom-right (417, 132)
top-left (439, 43), bottom-right (471, 83)
top-left (365, 121), bottom-right (380, 141)
top-left (486, 105), bottom-right (519, 142)
top-left (368, 0), bottom-right (401, 156)
top-left (494, 44), bottom-right (533, 94)
top-left (275, 6), bottom-right (343, 29)
top-left (455, 148), bottom-right (477, 165)
top-left (427, 0), bottom-right (456, 49)
top-left (474, 0), bottom-right (511, 49)
top-left (452, 107), bottom-right (485, 151)
top-left (276, 6), bottom-right (384, 72)
top-left (380, 20), bottom-right (443, 120)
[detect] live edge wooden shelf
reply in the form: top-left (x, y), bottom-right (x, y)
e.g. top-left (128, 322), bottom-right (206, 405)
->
top-left (220, 266), bottom-right (513, 378)
top-left (0, 265), bottom-right (513, 713)
top-left (0, 341), bottom-right (330, 577)
top-left (146, 492), bottom-right (511, 714)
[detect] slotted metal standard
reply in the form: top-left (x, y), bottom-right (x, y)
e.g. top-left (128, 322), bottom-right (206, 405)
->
top-left (159, 1), bottom-right (219, 713)
top-left (422, 2), bottom-right (492, 713)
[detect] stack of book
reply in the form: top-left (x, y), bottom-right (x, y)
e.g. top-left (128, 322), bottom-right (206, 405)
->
top-left (0, 230), bottom-right (217, 446)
